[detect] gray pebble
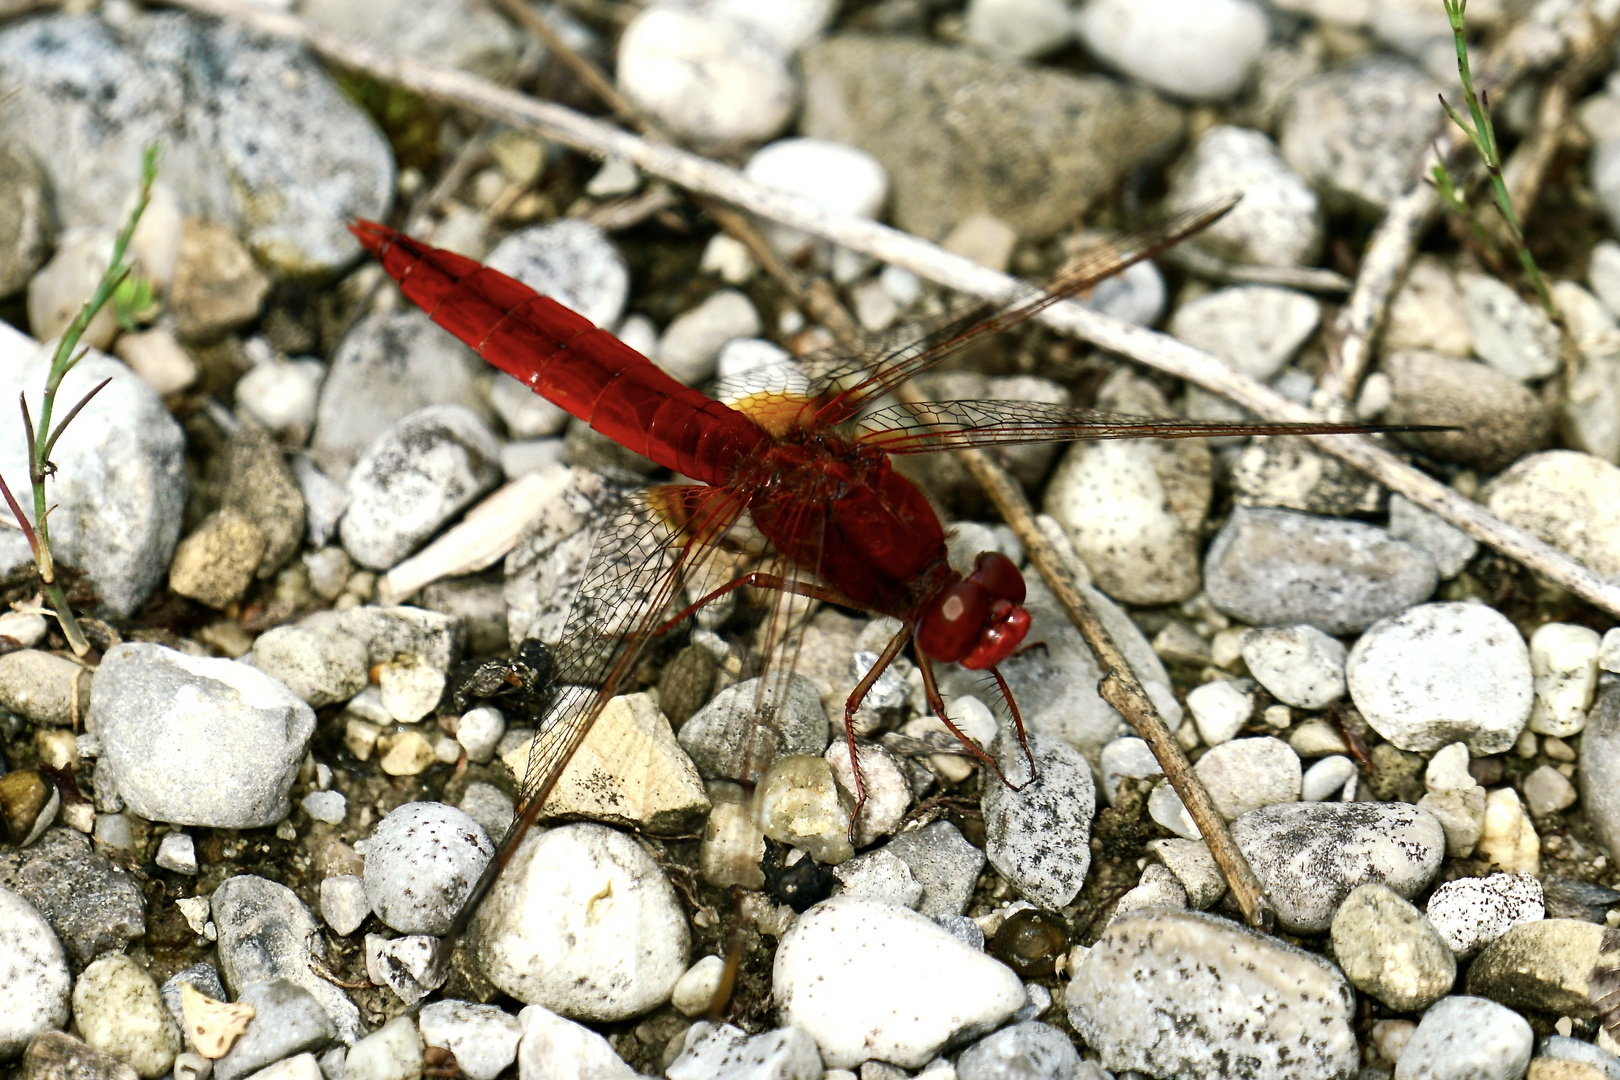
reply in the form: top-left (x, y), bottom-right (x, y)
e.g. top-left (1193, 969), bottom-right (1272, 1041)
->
top-left (1234, 801), bottom-right (1444, 934)
top-left (302, 791), bottom-right (347, 826)
top-left (456, 707), bottom-right (505, 765)
top-left (1204, 507), bottom-right (1438, 635)
top-left (933, 913), bottom-right (986, 951)
top-left (1581, 683), bottom-right (1620, 858)
top-left (340, 405), bottom-right (502, 571)
top-left (1279, 57), bottom-right (1441, 214)
top-left (957, 1020), bottom-right (1080, 1080)
top-left (1540, 1037), bottom-right (1620, 1080)
top-left (1169, 286), bottom-right (1320, 381)
top-left (1346, 602), bottom-right (1532, 755)
top-left (832, 849), bottom-right (924, 909)
top-left (1330, 883), bottom-right (1455, 1011)
top-left (679, 674), bottom-right (829, 785)
top-left (0, 828), bottom-right (146, 966)
top-left (1068, 908), bottom-right (1356, 1079)
top-left (484, 219), bottom-right (628, 331)
top-left (1482, 451), bottom-right (1620, 585)
top-left (458, 781), bottom-right (515, 843)
top-left (343, 1016), bottom-right (422, 1080)
top-left (983, 734), bottom-right (1095, 909)
top-left (1381, 351), bottom-right (1553, 473)
top-left (0, 143), bottom-right (53, 297)
top-left (155, 832), bottom-right (198, 875)
top-left (1392, 996), bottom-right (1531, 1080)
top-left (310, 312), bottom-right (491, 481)
top-left (1387, 494), bottom-right (1479, 579)
top-left (1164, 125), bottom-right (1323, 268)
top-left (657, 289), bottom-right (761, 386)
top-left (884, 820), bottom-right (987, 918)
top-left (71, 953), bottom-right (180, 1079)
top-left (1195, 736), bottom-right (1301, 820)
top-left (212, 875), bottom-right (363, 1044)
top-left (1149, 838), bottom-right (1225, 910)
top-left (361, 802), bottom-right (492, 936)
top-left (214, 980), bottom-right (337, 1080)
top-left (665, 1021), bottom-right (822, 1080)
top-left (91, 643), bottom-right (316, 828)
top-left (1462, 271), bottom-right (1560, 382)
top-left (0, 651), bottom-right (83, 727)
top-left (252, 625), bottom-right (369, 709)
top-left (0, 348), bottom-right (185, 618)
top-left (158, 963), bottom-right (226, 1031)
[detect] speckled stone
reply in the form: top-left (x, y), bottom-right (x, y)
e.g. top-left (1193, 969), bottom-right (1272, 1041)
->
top-left (1425, 874), bottom-right (1544, 958)
top-left (0, 886), bottom-right (71, 1059)
top-left (1393, 996), bottom-right (1532, 1080)
top-left (1465, 919), bottom-right (1606, 1019)
top-left (1068, 908), bottom-right (1357, 1079)
top-left (361, 802), bottom-right (493, 936)
top-left (1233, 801), bottom-right (1445, 934)
top-left (981, 734), bottom-right (1094, 910)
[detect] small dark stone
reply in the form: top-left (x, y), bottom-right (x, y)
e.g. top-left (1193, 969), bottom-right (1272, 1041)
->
top-left (0, 827), bottom-right (145, 964)
top-left (1542, 877), bottom-right (1620, 924)
top-left (991, 909), bottom-right (1069, 978)
top-left (658, 644), bottom-right (717, 728)
top-left (1367, 743), bottom-right (1425, 802)
top-left (763, 841), bottom-right (836, 912)
top-left (0, 768), bottom-right (49, 844)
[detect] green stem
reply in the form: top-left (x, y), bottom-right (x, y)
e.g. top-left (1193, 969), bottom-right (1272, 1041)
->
top-left (24, 143), bottom-right (158, 654)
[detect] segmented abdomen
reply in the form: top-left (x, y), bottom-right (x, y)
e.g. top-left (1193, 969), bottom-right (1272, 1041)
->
top-left (352, 223), bottom-right (767, 485)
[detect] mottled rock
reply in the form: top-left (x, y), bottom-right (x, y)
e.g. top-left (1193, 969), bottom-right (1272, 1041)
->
top-left (1330, 883), bottom-right (1455, 1011)
top-left (981, 734), bottom-right (1094, 909)
top-left (1483, 451), bottom-right (1620, 582)
top-left (0, 829), bottom-right (145, 966)
top-left (1069, 908), bottom-right (1356, 1079)
top-left (1381, 351), bottom-right (1553, 471)
top-left (1465, 919), bottom-right (1605, 1018)
top-left (1394, 997), bottom-right (1531, 1080)
top-left (0, 887), bottom-right (71, 1060)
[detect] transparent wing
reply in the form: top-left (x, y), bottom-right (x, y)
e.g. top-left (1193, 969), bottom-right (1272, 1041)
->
top-left (516, 483), bottom-right (748, 812)
top-left (854, 400), bottom-right (1402, 454)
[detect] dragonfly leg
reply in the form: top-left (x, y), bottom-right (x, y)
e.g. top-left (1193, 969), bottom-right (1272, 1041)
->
top-left (989, 665), bottom-right (1039, 788)
top-left (652, 572), bottom-right (868, 637)
top-left (914, 648), bottom-right (1016, 788)
top-left (838, 621), bottom-right (914, 843)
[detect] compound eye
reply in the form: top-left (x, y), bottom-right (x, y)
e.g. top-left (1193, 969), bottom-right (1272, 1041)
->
top-left (970, 551), bottom-right (1025, 604)
top-left (915, 579), bottom-right (991, 663)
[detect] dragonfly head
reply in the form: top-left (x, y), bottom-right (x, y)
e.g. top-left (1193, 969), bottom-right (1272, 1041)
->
top-left (915, 552), bottom-right (1031, 670)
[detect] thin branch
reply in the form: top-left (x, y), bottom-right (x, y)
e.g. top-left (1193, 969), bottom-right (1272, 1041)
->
top-left (1162, 245), bottom-right (1351, 295)
top-left (160, 0), bottom-right (1620, 621)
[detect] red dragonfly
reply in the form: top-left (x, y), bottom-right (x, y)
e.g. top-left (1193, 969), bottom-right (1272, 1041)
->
top-left (353, 205), bottom-right (1393, 963)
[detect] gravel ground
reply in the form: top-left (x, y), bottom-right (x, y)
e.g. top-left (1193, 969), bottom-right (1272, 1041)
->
top-left (3, 0), bottom-right (1620, 1079)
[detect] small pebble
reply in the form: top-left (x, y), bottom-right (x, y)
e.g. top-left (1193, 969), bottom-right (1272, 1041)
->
top-left (1482, 451), bottom-right (1620, 584)
top-left (1388, 494), bottom-right (1478, 579)
top-left (1185, 680), bottom-right (1252, 746)
top-left (1329, 883), bottom-right (1455, 1011)
top-left (302, 790), bottom-right (346, 825)
top-left (1194, 736), bottom-right (1302, 820)
top-left (1098, 737), bottom-right (1164, 806)
top-left (1239, 626), bottom-right (1347, 710)
top-left (1393, 997), bottom-right (1531, 1080)
top-left (1529, 623), bottom-right (1601, 737)
top-left (743, 138), bottom-right (888, 260)
top-left (1479, 787), bottom-right (1541, 876)
top-left (1149, 838), bottom-right (1225, 910)
top-left (1466, 919), bottom-right (1604, 1017)
top-left (343, 1016), bottom-right (422, 1080)
top-left (1426, 874), bottom-right (1545, 958)
top-left (982, 734), bottom-right (1095, 909)
top-left (665, 1022), bottom-right (822, 1080)
top-left (773, 897), bottom-right (1026, 1070)
top-left (483, 218), bottom-right (628, 330)
top-left (616, 5), bottom-right (796, 147)
top-left (670, 956), bottom-right (728, 1018)
top-left (758, 755), bottom-right (855, 866)
top-left (72, 953), bottom-right (182, 1079)
top-left (319, 875), bottom-right (369, 937)
top-left (956, 1021), bottom-right (1080, 1080)
top-left (361, 802), bottom-right (492, 935)
top-left (155, 833), bottom-right (198, 875)
top-left (884, 821), bottom-right (987, 918)
top-left (1164, 125), bottom-right (1323, 267)
top-left (1234, 801), bottom-right (1445, 933)
top-left (1074, 0), bottom-right (1268, 101)
top-left (212, 980), bottom-right (336, 1080)
top-left (1523, 764), bottom-right (1579, 817)
top-left (1301, 756), bottom-right (1357, 802)
top-left (1347, 602), bottom-right (1533, 755)
top-left (656, 289), bottom-right (762, 386)
top-left (417, 1000), bottom-right (520, 1080)
top-left (832, 849), bottom-right (924, 909)
top-left (1148, 781), bottom-right (1201, 840)
top-left (1462, 271), bottom-right (1561, 382)
top-left (456, 707), bottom-right (505, 765)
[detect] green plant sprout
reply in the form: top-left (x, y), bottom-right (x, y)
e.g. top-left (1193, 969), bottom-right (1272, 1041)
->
top-left (0, 143), bottom-right (159, 656)
top-left (1434, 0), bottom-right (1558, 321)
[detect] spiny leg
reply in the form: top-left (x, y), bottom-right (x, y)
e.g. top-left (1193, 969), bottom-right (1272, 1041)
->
top-left (839, 621), bottom-right (914, 843)
top-left (990, 664), bottom-right (1038, 787)
top-left (914, 648), bottom-right (1018, 789)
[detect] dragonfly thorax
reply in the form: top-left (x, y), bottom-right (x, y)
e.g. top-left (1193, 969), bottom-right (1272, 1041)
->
top-left (915, 551), bottom-right (1031, 670)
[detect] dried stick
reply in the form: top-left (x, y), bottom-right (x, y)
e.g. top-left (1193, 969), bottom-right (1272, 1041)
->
top-left (161, 0), bottom-right (1620, 624)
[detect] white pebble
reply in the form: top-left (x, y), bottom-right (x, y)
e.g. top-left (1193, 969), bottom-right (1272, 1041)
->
top-left (456, 707), bottom-right (505, 765)
top-left (670, 955), bottom-right (727, 1017)
top-left (1301, 755), bottom-right (1357, 802)
top-left (1186, 680), bottom-right (1252, 746)
top-left (1074, 0), bottom-right (1269, 101)
top-left (773, 898), bottom-right (1026, 1069)
top-left (1239, 625), bottom-right (1348, 709)
top-left (964, 0), bottom-right (1072, 58)
top-left (744, 138), bottom-right (888, 260)
top-left (344, 1016), bottom-right (422, 1080)
top-left (0, 887), bottom-right (71, 1058)
top-left (302, 790), bottom-right (347, 824)
top-left (1425, 742), bottom-right (1475, 792)
top-left (363, 802), bottom-right (493, 935)
top-left (320, 874), bottom-right (369, 937)
top-left (1425, 874), bottom-right (1544, 958)
top-left (1528, 622), bottom-right (1601, 736)
top-left (1521, 764), bottom-right (1577, 817)
top-left (418, 1000), bottom-right (521, 1080)
top-left (657, 289), bottom-right (761, 386)
top-left (1194, 736), bottom-right (1301, 820)
top-left (156, 832), bottom-right (198, 875)
top-left (1149, 781), bottom-right (1201, 840)
top-left (616, 6), bottom-right (795, 146)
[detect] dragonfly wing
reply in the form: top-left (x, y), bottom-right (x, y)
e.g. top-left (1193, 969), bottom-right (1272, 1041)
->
top-left (516, 482), bottom-right (748, 813)
top-left (811, 199), bottom-right (1239, 419)
top-left (854, 400), bottom-right (1407, 454)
